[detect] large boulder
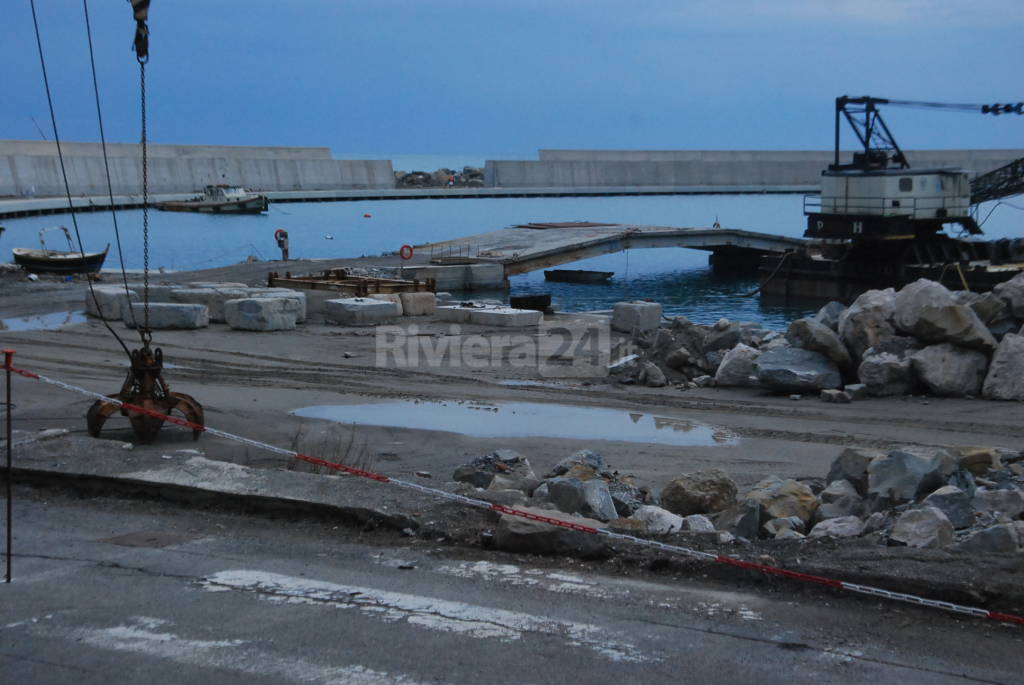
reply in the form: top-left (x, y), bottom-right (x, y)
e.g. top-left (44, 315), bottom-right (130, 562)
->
top-left (816, 479), bottom-right (864, 521)
top-left (857, 337), bottom-right (921, 396)
top-left (808, 516), bottom-right (864, 539)
top-left (812, 301), bottom-right (846, 332)
top-left (703, 319), bottom-right (743, 353)
top-left (838, 288), bottom-right (897, 363)
top-left (910, 343), bottom-right (988, 397)
top-left (951, 290), bottom-right (1010, 326)
top-left (546, 449), bottom-right (605, 478)
top-left (743, 476), bottom-right (818, 525)
top-left (993, 272), bottom-right (1024, 318)
top-left (891, 507), bottom-right (953, 548)
top-left (659, 469), bottom-right (737, 516)
top-left (494, 507), bottom-right (608, 557)
top-left (785, 318), bottom-right (851, 369)
top-left (893, 279), bottom-right (996, 351)
top-left (982, 334), bottom-right (1024, 400)
top-left (866, 449), bottom-right (957, 512)
top-left (713, 344), bottom-right (760, 387)
top-left (952, 523), bottom-right (1023, 554)
top-left (756, 347), bottom-right (842, 392)
top-left (630, 505), bottom-right (685, 534)
top-left (972, 486), bottom-right (1024, 520)
top-left (922, 485), bottom-right (975, 529)
top-left (826, 447), bottom-right (877, 496)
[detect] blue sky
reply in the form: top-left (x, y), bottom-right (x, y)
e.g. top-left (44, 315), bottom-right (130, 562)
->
top-left (5, 0), bottom-right (1023, 157)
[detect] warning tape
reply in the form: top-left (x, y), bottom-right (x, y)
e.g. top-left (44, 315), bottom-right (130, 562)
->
top-left (5, 360), bottom-right (1023, 626)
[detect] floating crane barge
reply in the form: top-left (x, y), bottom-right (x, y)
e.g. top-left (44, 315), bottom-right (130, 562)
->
top-left (761, 96), bottom-right (1024, 301)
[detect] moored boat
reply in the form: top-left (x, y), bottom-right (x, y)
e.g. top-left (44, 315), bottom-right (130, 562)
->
top-left (544, 269), bottom-right (614, 283)
top-left (12, 227), bottom-right (108, 275)
top-left (155, 184), bottom-right (268, 214)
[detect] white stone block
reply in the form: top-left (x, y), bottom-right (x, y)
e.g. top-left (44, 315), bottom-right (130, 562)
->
top-left (224, 298), bottom-right (297, 331)
top-left (170, 287), bottom-right (248, 322)
top-left (368, 293), bottom-right (404, 316)
top-left (323, 297), bottom-right (400, 326)
top-left (469, 307), bottom-right (542, 327)
top-left (244, 288), bottom-right (307, 323)
top-left (186, 281), bottom-right (247, 289)
top-left (85, 286), bottom-right (137, 320)
top-left (611, 301), bottom-right (662, 333)
top-left (435, 305), bottom-right (474, 323)
top-left (123, 302), bottom-right (208, 329)
top-left (399, 291), bottom-right (437, 316)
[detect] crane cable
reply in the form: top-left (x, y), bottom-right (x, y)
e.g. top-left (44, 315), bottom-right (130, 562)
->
top-left (82, 0), bottom-right (140, 332)
top-left (28, 0), bottom-right (131, 358)
top-left (132, 0), bottom-right (152, 346)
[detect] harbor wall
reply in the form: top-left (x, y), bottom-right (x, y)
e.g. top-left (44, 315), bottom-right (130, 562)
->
top-left (0, 141), bottom-right (394, 197)
top-left (483, 149), bottom-right (1024, 188)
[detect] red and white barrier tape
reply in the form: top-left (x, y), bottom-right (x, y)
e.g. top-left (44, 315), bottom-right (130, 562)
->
top-left (5, 360), bottom-right (1023, 626)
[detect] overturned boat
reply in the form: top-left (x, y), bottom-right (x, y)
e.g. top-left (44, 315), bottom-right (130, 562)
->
top-left (155, 184), bottom-right (268, 214)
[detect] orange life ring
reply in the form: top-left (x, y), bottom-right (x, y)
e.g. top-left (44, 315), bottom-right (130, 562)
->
top-left (399, 244), bottom-right (414, 260)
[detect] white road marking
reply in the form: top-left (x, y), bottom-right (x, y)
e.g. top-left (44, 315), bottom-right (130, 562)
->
top-left (201, 569), bottom-right (658, 663)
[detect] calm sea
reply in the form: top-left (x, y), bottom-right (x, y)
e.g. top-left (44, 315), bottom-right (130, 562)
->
top-left (3, 183), bottom-right (1019, 329)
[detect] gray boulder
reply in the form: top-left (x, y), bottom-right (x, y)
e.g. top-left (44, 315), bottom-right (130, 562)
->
top-left (993, 272), bottom-right (1024, 318)
top-left (816, 479), bottom-right (864, 521)
top-left (764, 516), bottom-right (806, 537)
top-left (580, 480), bottom-right (619, 522)
top-left (951, 523), bottom-right (1022, 554)
top-left (951, 290), bottom-right (1010, 325)
top-left (639, 361), bottom-right (667, 388)
top-left (713, 344), bottom-right (761, 387)
top-left (660, 469), bottom-right (738, 516)
top-left (808, 516), bottom-right (865, 539)
top-left (893, 279), bottom-right (996, 351)
top-left (921, 485), bottom-right (975, 529)
top-left (826, 447), bottom-right (877, 496)
top-left (982, 333), bottom-right (1024, 400)
top-left (703, 319), bottom-right (743, 353)
top-left (715, 499), bottom-right (764, 540)
top-left (756, 347), bottom-right (842, 392)
top-left (786, 318), bottom-right (851, 369)
top-left (866, 449), bottom-right (958, 512)
top-left (743, 476), bottom-right (819, 525)
top-left (857, 337), bottom-right (921, 396)
top-left (453, 449), bottom-right (536, 489)
top-left (547, 449), bottom-right (604, 478)
top-left (630, 505), bottom-right (685, 534)
top-left (838, 288), bottom-right (897, 363)
top-left (547, 478), bottom-right (587, 516)
top-left (910, 343), bottom-right (988, 397)
top-left (680, 514), bottom-right (716, 533)
top-left (891, 507), bottom-right (954, 548)
top-left (972, 486), bottom-right (1024, 520)
top-left (494, 507), bottom-right (608, 557)
top-left (813, 301), bottom-right (847, 332)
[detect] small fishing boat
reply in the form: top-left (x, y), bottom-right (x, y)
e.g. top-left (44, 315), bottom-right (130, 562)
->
top-left (12, 226), bottom-right (108, 275)
top-left (544, 269), bottom-right (614, 284)
top-left (155, 184), bottom-right (268, 214)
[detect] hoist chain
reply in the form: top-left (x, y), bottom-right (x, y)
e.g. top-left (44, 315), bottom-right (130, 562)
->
top-left (139, 58), bottom-right (151, 347)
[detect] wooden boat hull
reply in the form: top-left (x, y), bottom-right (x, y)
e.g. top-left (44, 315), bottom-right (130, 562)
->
top-left (544, 269), bottom-right (614, 283)
top-left (155, 195), bottom-right (268, 214)
top-left (13, 244), bottom-right (109, 275)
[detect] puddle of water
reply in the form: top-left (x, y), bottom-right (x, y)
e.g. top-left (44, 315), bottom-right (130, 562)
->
top-left (0, 310), bottom-right (87, 332)
top-left (292, 399), bottom-right (736, 447)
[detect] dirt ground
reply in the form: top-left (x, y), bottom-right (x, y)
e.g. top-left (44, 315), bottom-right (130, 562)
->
top-left (2, 264), bottom-right (1023, 615)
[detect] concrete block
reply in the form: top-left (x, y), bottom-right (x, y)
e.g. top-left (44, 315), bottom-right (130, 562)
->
top-left (399, 291), bottom-right (437, 316)
top-left (85, 286), bottom-right (137, 321)
top-left (435, 305), bottom-right (474, 323)
top-left (170, 287), bottom-right (249, 322)
top-left (244, 288), bottom-right (307, 323)
top-left (469, 307), bottom-right (542, 327)
top-left (368, 293), bottom-right (404, 316)
top-left (323, 297), bottom-right (400, 326)
top-left (140, 284), bottom-right (177, 303)
top-left (224, 298), bottom-right (297, 331)
top-left (186, 281), bottom-right (247, 289)
top-left (123, 302), bottom-right (208, 330)
top-left (612, 301), bottom-right (662, 333)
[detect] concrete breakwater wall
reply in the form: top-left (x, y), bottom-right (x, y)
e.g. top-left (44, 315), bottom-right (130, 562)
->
top-left (0, 140), bottom-right (393, 197)
top-left (484, 149), bottom-right (1024, 189)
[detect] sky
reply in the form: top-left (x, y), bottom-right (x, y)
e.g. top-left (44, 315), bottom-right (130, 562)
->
top-left (5, 0), bottom-right (1024, 158)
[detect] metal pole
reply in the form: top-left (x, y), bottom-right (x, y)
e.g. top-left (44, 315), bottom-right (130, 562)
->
top-left (4, 349), bottom-right (13, 583)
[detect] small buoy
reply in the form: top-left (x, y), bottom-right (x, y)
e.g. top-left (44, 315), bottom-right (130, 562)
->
top-left (363, 213), bottom-right (372, 218)
top-left (324, 234), bottom-right (334, 240)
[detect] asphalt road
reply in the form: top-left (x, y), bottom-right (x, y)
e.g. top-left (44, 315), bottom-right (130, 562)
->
top-left (1, 488), bottom-right (1019, 684)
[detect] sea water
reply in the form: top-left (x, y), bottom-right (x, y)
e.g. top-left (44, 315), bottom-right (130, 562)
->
top-left (3, 192), bottom-right (1019, 329)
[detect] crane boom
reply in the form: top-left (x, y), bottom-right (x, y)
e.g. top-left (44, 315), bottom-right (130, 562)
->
top-left (970, 157), bottom-right (1024, 205)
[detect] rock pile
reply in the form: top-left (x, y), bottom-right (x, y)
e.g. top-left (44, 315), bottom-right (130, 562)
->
top-left (452, 445), bottom-right (1024, 555)
top-left (612, 274), bottom-right (1024, 401)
